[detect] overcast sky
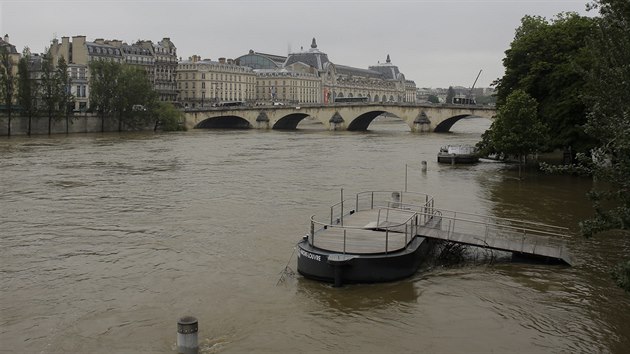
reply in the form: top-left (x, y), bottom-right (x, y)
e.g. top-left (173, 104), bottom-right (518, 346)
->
top-left (2, 0), bottom-right (590, 88)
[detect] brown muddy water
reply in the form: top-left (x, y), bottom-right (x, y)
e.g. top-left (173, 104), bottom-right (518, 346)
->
top-left (1, 119), bottom-right (628, 353)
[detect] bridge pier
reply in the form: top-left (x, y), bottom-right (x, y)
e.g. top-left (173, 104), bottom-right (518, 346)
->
top-left (412, 111), bottom-right (432, 133)
top-left (329, 112), bottom-right (345, 131)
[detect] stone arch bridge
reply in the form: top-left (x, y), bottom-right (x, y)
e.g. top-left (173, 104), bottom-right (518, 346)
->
top-left (182, 103), bottom-right (496, 132)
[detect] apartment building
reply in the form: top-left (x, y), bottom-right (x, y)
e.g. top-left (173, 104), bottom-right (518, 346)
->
top-left (177, 55), bottom-right (256, 107)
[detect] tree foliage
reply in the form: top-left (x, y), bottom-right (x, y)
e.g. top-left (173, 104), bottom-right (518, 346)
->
top-left (1, 46), bottom-right (15, 136)
top-left (89, 61), bottom-right (156, 131)
top-left (16, 48), bottom-right (38, 135)
top-left (495, 13), bottom-right (595, 153)
top-left (151, 101), bottom-right (186, 131)
top-left (477, 90), bottom-right (548, 178)
top-left (115, 65), bottom-right (156, 131)
top-left (582, 0), bottom-right (630, 291)
top-left (89, 60), bottom-right (122, 131)
top-left (445, 86), bottom-right (455, 104)
top-left (427, 94), bottom-right (440, 104)
top-left (56, 56), bottom-right (74, 134)
top-left (40, 53), bottom-right (63, 135)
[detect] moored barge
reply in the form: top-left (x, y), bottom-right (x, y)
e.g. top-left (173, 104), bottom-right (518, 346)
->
top-left (297, 191), bottom-right (441, 286)
top-left (296, 190), bottom-right (573, 286)
top-left (437, 144), bottom-right (479, 164)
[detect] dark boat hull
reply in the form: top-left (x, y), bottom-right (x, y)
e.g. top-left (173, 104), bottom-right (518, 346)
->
top-left (297, 236), bottom-right (437, 285)
top-left (437, 153), bottom-right (479, 164)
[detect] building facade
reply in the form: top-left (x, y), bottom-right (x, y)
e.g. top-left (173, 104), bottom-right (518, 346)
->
top-left (0, 34), bottom-right (22, 105)
top-left (236, 38), bottom-right (417, 105)
top-left (49, 36), bottom-right (178, 110)
top-left (177, 55), bottom-right (256, 107)
top-left (136, 38), bottom-right (178, 102)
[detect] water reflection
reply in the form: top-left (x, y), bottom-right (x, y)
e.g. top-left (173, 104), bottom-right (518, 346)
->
top-left (296, 278), bottom-right (419, 314)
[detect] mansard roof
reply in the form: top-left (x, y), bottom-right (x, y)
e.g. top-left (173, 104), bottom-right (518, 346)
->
top-left (285, 38), bottom-right (330, 70)
top-left (86, 42), bottom-right (122, 57)
top-left (368, 54), bottom-right (401, 80)
top-left (335, 65), bottom-right (383, 79)
top-left (121, 44), bottom-right (152, 56)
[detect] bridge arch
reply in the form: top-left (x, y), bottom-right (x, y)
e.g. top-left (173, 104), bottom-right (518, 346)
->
top-left (272, 113), bottom-right (311, 130)
top-left (434, 114), bottom-right (488, 133)
top-left (195, 115), bottom-right (251, 129)
top-left (347, 110), bottom-right (389, 131)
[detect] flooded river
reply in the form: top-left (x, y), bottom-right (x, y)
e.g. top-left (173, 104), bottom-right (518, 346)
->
top-left (1, 119), bottom-right (629, 353)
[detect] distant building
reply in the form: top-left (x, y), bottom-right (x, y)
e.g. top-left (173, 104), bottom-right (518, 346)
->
top-left (177, 55), bottom-right (256, 107)
top-left (0, 34), bottom-right (22, 105)
top-left (236, 38), bottom-right (417, 104)
top-left (136, 38), bottom-right (178, 102)
top-left (49, 36), bottom-right (178, 110)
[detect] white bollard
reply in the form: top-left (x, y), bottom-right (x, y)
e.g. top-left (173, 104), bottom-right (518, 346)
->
top-left (177, 316), bottom-right (198, 354)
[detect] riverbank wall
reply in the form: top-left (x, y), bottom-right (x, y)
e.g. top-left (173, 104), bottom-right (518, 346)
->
top-left (0, 113), bottom-right (148, 136)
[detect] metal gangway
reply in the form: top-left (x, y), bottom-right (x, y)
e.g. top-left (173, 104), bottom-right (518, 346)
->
top-left (308, 191), bottom-right (572, 265)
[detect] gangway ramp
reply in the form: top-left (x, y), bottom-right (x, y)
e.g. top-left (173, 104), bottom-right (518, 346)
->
top-left (411, 208), bottom-right (573, 265)
top-left (352, 207), bottom-right (571, 265)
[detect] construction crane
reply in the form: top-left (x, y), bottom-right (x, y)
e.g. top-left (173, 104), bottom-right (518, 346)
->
top-left (468, 69), bottom-right (483, 103)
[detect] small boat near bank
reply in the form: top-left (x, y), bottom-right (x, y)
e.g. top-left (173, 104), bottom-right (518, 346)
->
top-left (296, 190), bottom-right (572, 286)
top-left (437, 144), bottom-right (479, 164)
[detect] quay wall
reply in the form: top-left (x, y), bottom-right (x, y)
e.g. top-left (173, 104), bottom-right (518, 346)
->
top-left (0, 113), bottom-right (148, 136)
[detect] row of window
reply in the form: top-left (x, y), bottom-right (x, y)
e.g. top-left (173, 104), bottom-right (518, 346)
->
top-left (178, 72), bottom-right (256, 82)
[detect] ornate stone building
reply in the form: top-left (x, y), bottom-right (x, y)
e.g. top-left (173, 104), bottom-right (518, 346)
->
top-left (177, 55), bottom-right (256, 107)
top-left (49, 36), bottom-right (178, 110)
top-left (0, 34), bottom-right (20, 77)
top-left (236, 38), bottom-right (417, 104)
top-left (136, 38), bottom-right (178, 102)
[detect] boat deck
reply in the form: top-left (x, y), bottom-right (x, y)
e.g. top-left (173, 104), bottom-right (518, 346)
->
top-left (312, 209), bottom-right (415, 254)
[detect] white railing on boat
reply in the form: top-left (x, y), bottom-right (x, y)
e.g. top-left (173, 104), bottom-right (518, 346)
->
top-left (310, 191), bottom-right (438, 254)
top-left (307, 190), bottom-right (571, 259)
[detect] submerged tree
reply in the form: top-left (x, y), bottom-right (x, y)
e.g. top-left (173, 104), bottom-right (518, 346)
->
top-left (151, 101), bottom-right (185, 131)
top-left (477, 90), bottom-right (548, 178)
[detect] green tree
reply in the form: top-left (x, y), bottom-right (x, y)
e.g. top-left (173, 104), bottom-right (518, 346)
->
top-left (581, 0), bottom-right (630, 291)
top-left (56, 56), bottom-right (74, 134)
top-left (477, 90), bottom-right (548, 178)
top-left (495, 13), bottom-right (595, 154)
top-left (115, 65), bottom-right (156, 131)
top-left (445, 86), bottom-right (455, 104)
top-left (16, 48), bottom-right (39, 135)
top-left (151, 101), bottom-right (186, 131)
top-left (427, 94), bottom-right (440, 104)
top-left (89, 60), bottom-right (121, 132)
top-left (40, 53), bottom-right (61, 135)
top-left (1, 46), bottom-right (15, 136)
